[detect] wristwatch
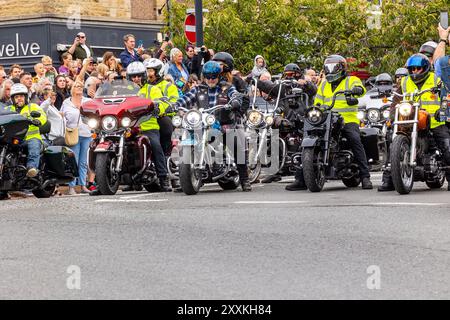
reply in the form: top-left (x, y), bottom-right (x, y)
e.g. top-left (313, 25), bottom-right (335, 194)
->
top-left (439, 38), bottom-right (449, 45)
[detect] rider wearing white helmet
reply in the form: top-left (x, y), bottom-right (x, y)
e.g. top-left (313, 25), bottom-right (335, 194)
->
top-left (126, 61), bottom-right (147, 87)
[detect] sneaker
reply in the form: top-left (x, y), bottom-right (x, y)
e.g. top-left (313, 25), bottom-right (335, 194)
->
top-left (361, 177), bottom-right (373, 190)
top-left (81, 186), bottom-right (91, 194)
top-left (261, 175), bottom-right (282, 184)
top-left (26, 168), bottom-right (38, 178)
top-left (67, 187), bottom-right (77, 195)
top-left (285, 180), bottom-right (307, 191)
top-left (89, 189), bottom-right (101, 196)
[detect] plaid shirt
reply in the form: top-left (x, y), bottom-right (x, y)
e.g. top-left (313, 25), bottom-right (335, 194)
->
top-left (175, 84), bottom-right (238, 110)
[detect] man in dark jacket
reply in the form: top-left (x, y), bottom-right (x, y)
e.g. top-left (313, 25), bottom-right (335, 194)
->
top-left (67, 32), bottom-right (94, 61)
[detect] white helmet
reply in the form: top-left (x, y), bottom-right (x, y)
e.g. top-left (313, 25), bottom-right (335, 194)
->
top-left (143, 58), bottom-right (165, 77)
top-left (126, 61), bottom-right (147, 82)
top-left (10, 83), bottom-right (29, 104)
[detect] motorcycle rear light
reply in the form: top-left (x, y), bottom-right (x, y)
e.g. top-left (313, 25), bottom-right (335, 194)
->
top-left (13, 139), bottom-right (19, 145)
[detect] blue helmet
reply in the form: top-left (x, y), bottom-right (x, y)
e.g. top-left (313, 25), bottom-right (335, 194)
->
top-left (202, 61), bottom-right (222, 79)
top-left (405, 53), bottom-right (430, 84)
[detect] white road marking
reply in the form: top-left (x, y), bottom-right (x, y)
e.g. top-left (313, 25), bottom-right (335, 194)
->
top-left (373, 202), bottom-right (447, 207)
top-left (235, 201), bottom-right (308, 204)
top-left (95, 199), bottom-right (168, 203)
top-left (120, 193), bottom-right (157, 199)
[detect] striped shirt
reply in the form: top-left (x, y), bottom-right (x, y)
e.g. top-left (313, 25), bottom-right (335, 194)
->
top-left (175, 84), bottom-right (238, 110)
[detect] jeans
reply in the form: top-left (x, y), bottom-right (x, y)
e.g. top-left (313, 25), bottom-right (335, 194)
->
top-left (142, 130), bottom-right (168, 178)
top-left (26, 138), bottom-right (42, 169)
top-left (69, 136), bottom-right (91, 187)
top-left (158, 116), bottom-right (174, 155)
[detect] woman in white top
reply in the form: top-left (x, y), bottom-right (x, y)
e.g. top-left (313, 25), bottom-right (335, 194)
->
top-left (61, 80), bottom-right (92, 195)
top-left (40, 90), bottom-right (65, 145)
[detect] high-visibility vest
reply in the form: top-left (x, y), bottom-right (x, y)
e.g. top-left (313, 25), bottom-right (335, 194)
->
top-left (155, 80), bottom-right (179, 117)
top-left (401, 72), bottom-right (443, 129)
top-left (9, 103), bottom-right (47, 141)
top-left (138, 84), bottom-right (164, 131)
top-left (314, 76), bottom-right (366, 125)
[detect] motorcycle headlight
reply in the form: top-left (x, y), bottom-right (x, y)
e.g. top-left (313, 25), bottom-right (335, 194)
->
top-left (307, 108), bottom-right (323, 125)
top-left (205, 114), bottom-right (216, 126)
top-left (247, 110), bottom-right (264, 126)
top-left (172, 115), bottom-right (182, 127)
top-left (101, 116), bottom-right (118, 131)
top-left (184, 110), bottom-right (202, 128)
top-left (87, 118), bottom-right (99, 129)
top-left (398, 103), bottom-right (413, 117)
top-left (382, 109), bottom-right (390, 119)
top-left (367, 109), bottom-right (380, 122)
top-left (121, 117), bottom-right (132, 128)
top-left (265, 115), bottom-right (274, 126)
top-left (357, 111), bottom-right (365, 121)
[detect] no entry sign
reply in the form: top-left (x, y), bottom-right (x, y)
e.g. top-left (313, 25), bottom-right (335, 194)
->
top-left (184, 14), bottom-right (196, 44)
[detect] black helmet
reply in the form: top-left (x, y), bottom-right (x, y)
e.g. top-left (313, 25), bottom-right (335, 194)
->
top-left (406, 53), bottom-right (431, 84)
top-left (323, 55), bottom-right (347, 83)
top-left (283, 63), bottom-right (302, 79)
top-left (374, 73), bottom-right (393, 93)
top-left (394, 67), bottom-right (408, 79)
top-left (212, 52), bottom-right (234, 73)
top-left (419, 41), bottom-right (438, 59)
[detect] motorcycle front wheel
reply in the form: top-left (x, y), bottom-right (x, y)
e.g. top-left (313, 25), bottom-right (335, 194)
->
top-left (302, 148), bottom-right (325, 192)
top-left (391, 135), bottom-right (414, 195)
top-left (179, 147), bottom-right (202, 195)
top-left (95, 152), bottom-right (120, 195)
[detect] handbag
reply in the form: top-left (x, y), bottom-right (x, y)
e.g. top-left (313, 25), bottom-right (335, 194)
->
top-left (64, 111), bottom-right (80, 147)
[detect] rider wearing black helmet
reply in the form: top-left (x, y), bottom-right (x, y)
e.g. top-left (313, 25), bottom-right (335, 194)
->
top-left (394, 67), bottom-right (408, 90)
top-left (373, 73), bottom-right (394, 94)
top-left (213, 52), bottom-right (248, 94)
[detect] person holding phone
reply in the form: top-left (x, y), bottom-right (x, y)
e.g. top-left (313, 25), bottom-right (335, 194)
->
top-left (67, 32), bottom-right (94, 61)
top-left (120, 34), bottom-right (144, 69)
top-left (433, 18), bottom-right (449, 78)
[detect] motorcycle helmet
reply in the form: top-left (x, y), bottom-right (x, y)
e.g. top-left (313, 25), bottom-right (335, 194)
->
top-left (374, 73), bottom-right (393, 93)
top-left (323, 55), bottom-right (347, 83)
top-left (202, 61), bottom-right (222, 79)
top-left (419, 41), bottom-right (438, 59)
top-left (10, 83), bottom-right (29, 105)
top-left (405, 53), bottom-right (431, 84)
top-left (143, 58), bottom-right (165, 78)
top-left (126, 61), bottom-right (147, 83)
top-left (212, 52), bottom-right (234, 73)
top-left (283, 63), bottom-right (302, 79)
top-left (394, 67), bottom-right (408, 79)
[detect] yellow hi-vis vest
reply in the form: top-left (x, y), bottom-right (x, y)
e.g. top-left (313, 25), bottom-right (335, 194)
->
top-left (401, 72), bottom-right (443, 129)
top-left (9, 103), bottom-right (47, 141)
top-left (314, 76), bottom-right (366, 125)
top-left (138, 84), bottom-right (165, 131)
top-left (155, 80), bottom-right (179, 117)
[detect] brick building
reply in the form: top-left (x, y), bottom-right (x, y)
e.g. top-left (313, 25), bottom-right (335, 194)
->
top-left (0, 0), bottom-right (167, 71)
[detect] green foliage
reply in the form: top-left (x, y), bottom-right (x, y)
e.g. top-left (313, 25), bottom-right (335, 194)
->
top-left (162, 0), bottom-right (447, 76)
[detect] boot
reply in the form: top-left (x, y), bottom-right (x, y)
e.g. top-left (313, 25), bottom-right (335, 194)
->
top-left (241, 180), bottom-right (252, 192)
top-left (122, 185), bottom-right (134, 192)
top-left (378, 181), bottom-right (395, 192)
top-left (361, 177), bottom-right (373, 190)
top-left (261, 174), bottom-right (282, 184)
top-left (89, 189), bottom-right (102, 196)
top-left (285, 179), bottom-right (307, 191)
top-left (159, 177), bottom-right (172, 192)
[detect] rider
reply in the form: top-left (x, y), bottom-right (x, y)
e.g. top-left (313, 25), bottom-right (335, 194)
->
top-left (126, 61), bottom-right (147, 87)
top-left (251, 63), bottom-right (317, 183)
top-left (172, 61), bottom-right (252, 192)
top-left (143, 58), bottom-right (179, 155)
top-left (378, 53), bottom-right (450, 191)
top-left (286, 54), bottom-right (373, 191)
top-left (8, 83), bottom-right (48, 178)
top-left (394, 67), bottom-right (409, 91)
top-left (212, 52), bottom-right (248, 94)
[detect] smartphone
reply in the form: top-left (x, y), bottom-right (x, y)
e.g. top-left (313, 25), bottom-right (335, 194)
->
top-left (441, 11), bottom-right (448, 29)
top-left (137, 40), bottom-right (144, 48)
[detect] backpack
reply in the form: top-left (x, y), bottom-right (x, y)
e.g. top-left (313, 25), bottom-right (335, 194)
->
top-left (438, 56), bottom-right (450, 98)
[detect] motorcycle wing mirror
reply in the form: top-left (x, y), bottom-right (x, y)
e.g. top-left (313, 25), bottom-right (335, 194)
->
top-left (346, 96), bottom-right (359, 106)
top-left (30, 111), bottom-right (41, 118)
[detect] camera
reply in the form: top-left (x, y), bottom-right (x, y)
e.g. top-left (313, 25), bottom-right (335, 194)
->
top-left (164, 36), bottom-right (170, 42)
top-left (200, 46), bottom-right (206, 52)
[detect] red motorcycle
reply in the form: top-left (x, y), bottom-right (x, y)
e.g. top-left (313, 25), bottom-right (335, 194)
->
top-left (81, 79), bottom-right (160, 195)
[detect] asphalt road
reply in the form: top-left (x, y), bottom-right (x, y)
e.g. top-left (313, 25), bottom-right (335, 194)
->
top-left (0, 172), bottom-right (449, 300)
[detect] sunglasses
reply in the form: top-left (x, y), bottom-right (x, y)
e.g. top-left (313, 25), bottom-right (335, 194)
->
top-left (131, 75), bottom-right (142, 78)
top-left (74, 85), bottom-right (83, 88)
top-left (78, 36), bottom-right (86, 39)
top-left (204, 74), bottom-right (219, 80)
top-left (409, 67), bottom-right (423, 72)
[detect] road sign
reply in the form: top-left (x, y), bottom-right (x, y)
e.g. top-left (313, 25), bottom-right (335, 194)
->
top-left (184, 14), bottom-right (196, 44)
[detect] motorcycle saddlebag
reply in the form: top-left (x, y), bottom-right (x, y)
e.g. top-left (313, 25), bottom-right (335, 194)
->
top-left (43, 146), bottom-right (79, 178)
top-left (360, 127), bottom-right (379, 162)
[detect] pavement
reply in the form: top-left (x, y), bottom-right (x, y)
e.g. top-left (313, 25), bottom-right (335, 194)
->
top-left (0, 172), bottom-right (449, 299)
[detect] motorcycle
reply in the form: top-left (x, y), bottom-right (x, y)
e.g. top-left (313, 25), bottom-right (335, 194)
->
top-left (357, 89), bottom-right (391, 171)
top-left (170, 96), bottom-right (243, 195)
top-left (301, 90), bottom-right (376, 192)
top-left (81, 79), bottom-right (161, 195)
top-left (0, 109), bottom-right (78, 198)
top-left (389, 88), bottom-right (447, 194)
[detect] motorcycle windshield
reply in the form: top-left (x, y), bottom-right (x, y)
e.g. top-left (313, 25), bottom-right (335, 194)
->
top-left (95, 79), bottom-right (140, 98)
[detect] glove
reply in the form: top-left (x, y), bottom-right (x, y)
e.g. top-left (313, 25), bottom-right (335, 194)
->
top-left (31, 119), bottom-right (41, 126)
top-left (230, 99), bottom-right (241, 112)
top-left (152, 105), bottom-right (160, 117)
top-left (245, 77), bottom-right (255, 85)
top-left (165, 106), bottom-right (174, 114)
top-left (434, 110), bottom-right (441, 122)
top-left (351, 86), bottom-right (364, 96)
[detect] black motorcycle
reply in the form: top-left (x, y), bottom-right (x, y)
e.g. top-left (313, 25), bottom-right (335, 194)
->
top-left (0, 109), bottom-right (78, 198)
top-left (301, 90), bottom-right (378, 192)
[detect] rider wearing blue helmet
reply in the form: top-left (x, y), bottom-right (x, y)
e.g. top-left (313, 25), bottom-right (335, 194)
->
top-left (173, 61), bottom-right (252, 191)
